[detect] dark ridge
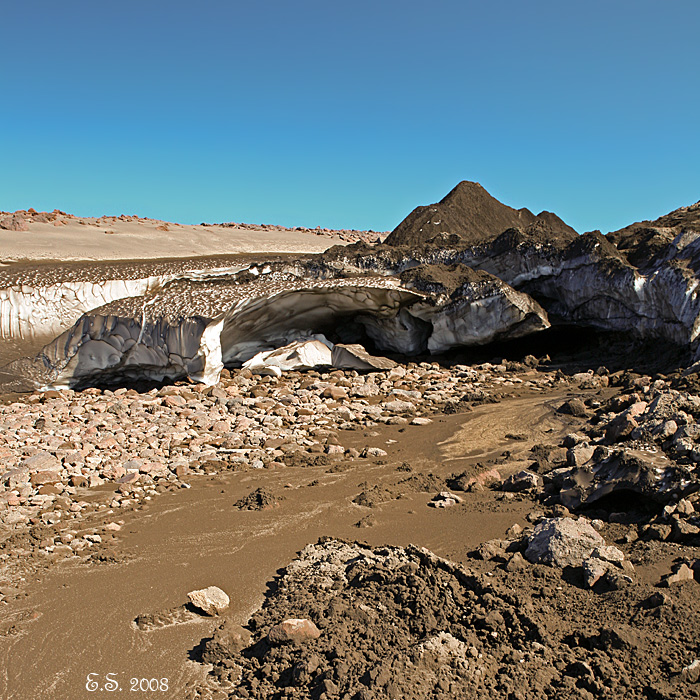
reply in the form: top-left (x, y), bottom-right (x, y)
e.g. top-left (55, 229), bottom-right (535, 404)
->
top-left (399, 263), bottom-right (496, 297)
top-left (564, 230), bottom-right (630, 266)
top-left (385, 181), bottom-right (577, 248)
top-left (531, 210), bottom-right (578, 240)
top-left (607, 200), bottom-right (700, 268)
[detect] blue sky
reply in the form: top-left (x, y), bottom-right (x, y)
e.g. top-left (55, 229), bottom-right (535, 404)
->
top-left (2, 1), bottom-right (699, 233)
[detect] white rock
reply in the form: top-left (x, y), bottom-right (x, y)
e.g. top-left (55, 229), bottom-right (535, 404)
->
top-left (524, 517), bottom-right (605, 568)
top-left (187, 586), bottom-right (230, 616)
top-left (243, 339), bottom-right (333, 375)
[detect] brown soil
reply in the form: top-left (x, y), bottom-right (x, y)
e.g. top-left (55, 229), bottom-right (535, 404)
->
top-left (1, 375), bottom-right (698, 700)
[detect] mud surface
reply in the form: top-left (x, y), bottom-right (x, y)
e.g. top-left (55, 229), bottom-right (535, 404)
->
top-left (0, 359), bottom-right (698, 699)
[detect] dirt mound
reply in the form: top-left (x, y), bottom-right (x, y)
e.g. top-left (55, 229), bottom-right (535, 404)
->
top-left (384, 181), bottom-right (576, 248)
top-left (233, 487), bottom-right (280, 511)
top-left (197, 538), bottom-right (699, 699)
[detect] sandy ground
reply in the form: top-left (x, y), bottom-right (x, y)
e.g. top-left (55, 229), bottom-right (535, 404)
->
top-left (0, 212), bottom-right (382, 263)
top-left (0, 391), bottom-right (566, 699)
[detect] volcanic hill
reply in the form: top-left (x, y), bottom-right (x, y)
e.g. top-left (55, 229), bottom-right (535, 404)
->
top-left (384, 180), bottom-right (578, 247)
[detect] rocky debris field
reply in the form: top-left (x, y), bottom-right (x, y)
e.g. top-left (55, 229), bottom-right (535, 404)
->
top-left (2, 352), bottom-right (700, 699)
top-left (180, 358), bottom-right (700, 700)
top-left (0, 359), bottom-right (555, 583)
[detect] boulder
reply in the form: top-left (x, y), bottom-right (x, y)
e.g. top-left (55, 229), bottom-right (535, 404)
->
top-left (331, 343), bottom-right (397, 371)
top-left (187, 586), bottom-right (230, 616)
top-left (524, 517), bottom-right (605, 568)
top-left (243, 339), bottom-right (333, 376)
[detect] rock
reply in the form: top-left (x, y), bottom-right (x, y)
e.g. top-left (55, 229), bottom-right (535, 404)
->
top-left (0, 214), bottom-right (29, 231)
top-left (661, 563), bottom-right (695, 587)
top-left (606, 414), bottom-right (638, 442)
top-left (654, 419), bottom-right (678, 440)
top-left (331, 343), bottom-right (397, 371)
top-left (502, 470), bottom-right (542, 492)
top-left (677, 498), bottom-right (695, 516)
top-left (322, 385), bottom-right (347, 400)
top-left (384, 400), bottom-right (414, 414)
top-left (566, 443), bottom-right (595, 466)
top-left (559, 398), bottom-right (588, 417)
top-left (362, 447), bottom-right (387, 458)
top-left (582, 556), bottom-right (621, 588)
top-left (642, 591), bottom-right (670, 608)
top-left (243, 339), bottom-right (333, 375)
top-left (267, 618), bottom-right (321, 645)
top-left (505, 552), bottom-right (528, 572)
top-left (682, 659), bottom-right (700, 684)
top-left (554, 452), bottom-right (665, 511)
top-left (428, 491), bottom-right (463, 508)
top-left (476, 539), bottom-right (507, 560)
top-left (505, 523), bottom-right (523, 537)
top-left (591, 544), bottom-right (625, 564)
top-left (410, 417), bottom-right (433, 425)
top-left (450, 467), bottom-right (502, 491)
top-left (30, 470), bottom-right (62, 486)
top-left (524, 517), bottom-right (605, 568)
top-left (234, 487), bottom-right (278, 511)
top-left (671, 516), bottom-right (700, 542)
top-left (23, 452), bottom-right (61, 472)
top-left (563, 433), bottom-right (587, 447)
top-left (645, 523), bottom-right (673, 541)
top-left (202, 620), bottom-right (251, 664)
top-left (187, 586), bottom-right (230, 616)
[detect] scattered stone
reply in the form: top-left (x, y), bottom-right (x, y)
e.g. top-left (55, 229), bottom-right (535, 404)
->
top-left (428, 491), bottom-right (463, 508)
top-left (501, 470), bottom-right (541, 492)
top-left (267, 618), bottom-right (321, 645)
top-left (187, 586), bottom-right (230, 616)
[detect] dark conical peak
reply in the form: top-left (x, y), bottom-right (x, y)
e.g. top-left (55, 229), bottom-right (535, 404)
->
top-left (440, 180), bottom-right (488, 201)
top-left (385, 181), bottom-right (576, 248)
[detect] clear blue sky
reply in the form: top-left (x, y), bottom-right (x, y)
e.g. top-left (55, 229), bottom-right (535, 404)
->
top-left (2, 1), bottom-right (699, 233)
